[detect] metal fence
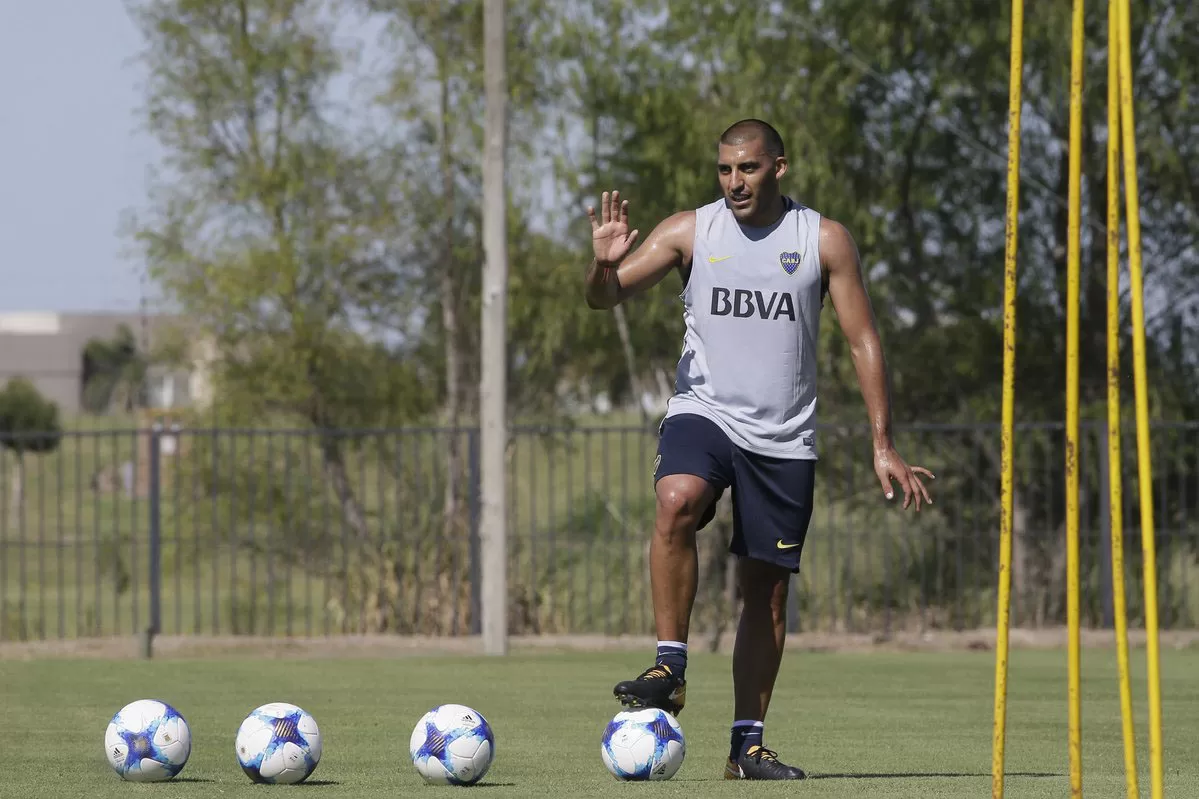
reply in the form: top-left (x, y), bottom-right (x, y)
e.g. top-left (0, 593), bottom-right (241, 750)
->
top-left (0, 421), bottom-right (1197, 642)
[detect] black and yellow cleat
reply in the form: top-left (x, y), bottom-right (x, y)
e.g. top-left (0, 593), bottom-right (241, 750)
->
top-left (612, 664), bottom-right (686, 716)
top-left (723, 746), bottom-right (807, 780)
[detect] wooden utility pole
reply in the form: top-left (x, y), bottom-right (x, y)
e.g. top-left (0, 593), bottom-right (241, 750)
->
top-left (479, 0), bottom-right (509, 655)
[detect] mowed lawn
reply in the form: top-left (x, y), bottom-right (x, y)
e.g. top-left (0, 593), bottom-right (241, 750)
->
top-left (0, 647), bottom-right (1196, 797)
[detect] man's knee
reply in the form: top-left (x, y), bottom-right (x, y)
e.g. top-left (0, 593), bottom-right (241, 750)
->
top-left (657, 487), bottom-right (700, 520)
top-left (654, 475), bottom-right (712, 542)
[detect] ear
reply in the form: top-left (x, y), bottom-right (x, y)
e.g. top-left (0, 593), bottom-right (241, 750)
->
top-left (774, 156), bottom-right (789, 181)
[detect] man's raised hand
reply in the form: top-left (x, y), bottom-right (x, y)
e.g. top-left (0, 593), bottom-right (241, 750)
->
top-left (587, 190), bottom-right (640, 268)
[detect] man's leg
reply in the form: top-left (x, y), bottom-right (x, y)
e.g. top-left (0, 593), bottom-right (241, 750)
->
top-left (732, 557), bottom-right (790, 725)
top-left (724, 558), bottom-right (806, 780)
top-left (649, 474), bottom-right (713, 649)
top-left (723, 451), bottom-right (813, 781)
top-left (612, 474), bottom-right (713, 715)
top-left (613, 414), bottom-right (731, 715)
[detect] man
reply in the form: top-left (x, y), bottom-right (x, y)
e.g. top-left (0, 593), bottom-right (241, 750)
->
top-left (582, 119), bottom-right (934, 781)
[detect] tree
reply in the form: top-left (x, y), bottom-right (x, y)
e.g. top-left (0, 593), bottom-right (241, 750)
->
top-left (0, 378), bottom-right (62, 520)
top-left (547, 0), bottom-right (704, 416)
top-left (363, 0), bottom-right (477, 532)
top-left (541, 0), bottom-right (1197, 422)
top-left (362, 0), bottom-right (567, 535)
top-left (80, 324), bottom-right (147, 414)
top-left (534, 0), bottom-right (1197, 626)
top-left (129, 0), bottom-right (434, 540)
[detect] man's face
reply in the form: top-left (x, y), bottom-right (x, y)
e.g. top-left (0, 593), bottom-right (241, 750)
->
top-left (717, 139), bottom-right (787, 224)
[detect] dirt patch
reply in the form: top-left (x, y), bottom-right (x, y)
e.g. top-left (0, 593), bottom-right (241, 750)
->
top-left (1, 627), bottom-right (1195, 661)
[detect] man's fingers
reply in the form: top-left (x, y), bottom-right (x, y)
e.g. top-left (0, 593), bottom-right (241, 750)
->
top-left (595, 190), bottom-right (630, 232)
top-left (625, 229), bottom-right (640, 250)
top-left (878, 457), bottom-right (934, 511)
top-left (877, 469), bottom-right (894, 500)
top-left (887, 468), bottom-right (913, 509)
top-left (914, 473), bottom-right (933, 506)
top-left (907, 466), bottom-right (934, 508)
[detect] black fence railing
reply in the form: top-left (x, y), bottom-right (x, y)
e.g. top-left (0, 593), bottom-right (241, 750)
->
top-left (0, 421), bottom-right (1196, 641)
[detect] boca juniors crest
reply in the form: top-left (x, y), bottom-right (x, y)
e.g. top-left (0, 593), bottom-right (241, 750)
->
top-left (779, 251), bottom-right (802, 275)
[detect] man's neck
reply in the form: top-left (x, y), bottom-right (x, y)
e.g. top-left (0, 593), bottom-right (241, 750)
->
top-left (740, 195), bottom-right (787, 229)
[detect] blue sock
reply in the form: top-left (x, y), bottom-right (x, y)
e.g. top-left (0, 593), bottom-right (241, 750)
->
top-left (655, 640), bottom-right (687, 677)
top-left (730, 721), bottom-right (764, 759)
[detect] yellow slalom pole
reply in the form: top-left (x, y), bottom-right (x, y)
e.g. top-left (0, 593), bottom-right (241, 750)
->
top-left (1106, 4), bottom-right (1140, 797)
top-left (1116, 0), bottom-right (1164, 795)
top-left (992, 1), bottom-right (1023, 797)
top-left (1064, 0), bottom-right (1086, 794)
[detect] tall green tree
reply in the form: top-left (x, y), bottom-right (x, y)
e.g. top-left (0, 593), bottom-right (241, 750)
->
top-left (542, 0), bottom-right (1197, 421)
top-left (362, 0), bottom-right (604, 428)
top-left (130, 0), bottom-right (433, 539)
top-left (540, 0), bottom-right (715, 407)
top-left (537, 0), bottom-right (1196, 622)
top-left (364, 0), bottom-right (487, 531)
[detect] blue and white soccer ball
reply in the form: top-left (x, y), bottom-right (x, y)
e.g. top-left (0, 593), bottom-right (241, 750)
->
top-left (235, 702), bottom-right (323, 784)
top-left (600, 708), bottom-right (686, 781)
top-left (103, 699), bottom-right (191, 782)
top-left (409, 703), bottom-right (495, 785)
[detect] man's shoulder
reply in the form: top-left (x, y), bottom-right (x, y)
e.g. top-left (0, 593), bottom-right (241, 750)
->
top-left (817, 216), bottom-right (860, 270)
top-left (663, 208), bottom-right (700, 225)
top-left (817, 216), bottom-right (855, 246)
top-left (651, 209), bottom-right (698, 248)
top-left (688, 198), bottom-right (734, 239)
top-left (693, 197), bottom-right (728, 224)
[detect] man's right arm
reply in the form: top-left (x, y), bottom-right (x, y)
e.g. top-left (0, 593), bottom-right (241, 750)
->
top-left (585, 210), bottom-right (695, 310)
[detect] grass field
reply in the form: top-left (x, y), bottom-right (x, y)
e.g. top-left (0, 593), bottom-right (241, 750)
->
top-left (1, 646), bottom-right (1196, 797)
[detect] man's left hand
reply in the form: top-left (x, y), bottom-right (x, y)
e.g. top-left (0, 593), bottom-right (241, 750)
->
top-left (874, 447), bottom-right (935, 511)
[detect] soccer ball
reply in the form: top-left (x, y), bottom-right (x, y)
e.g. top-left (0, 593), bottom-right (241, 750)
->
top-left (409, 703), bottom-right (495, 785)
top-left (235, 702), bottom-right (322, 784)
top-left (103, 699), bottom-right (191, 782)
top-left (600, 708), bottom-right (686, 781)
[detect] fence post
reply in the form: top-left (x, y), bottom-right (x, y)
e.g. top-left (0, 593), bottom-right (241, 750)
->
top-left (143, 424), bottom-right (162, 659)
top-left (468, 429), bottom-right (482, 636)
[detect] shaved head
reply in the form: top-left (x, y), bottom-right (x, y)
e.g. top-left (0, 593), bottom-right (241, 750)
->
top-left (715, 119), bottom-right (789, 225)
top-left (719, 119), bottom-right (785, 158)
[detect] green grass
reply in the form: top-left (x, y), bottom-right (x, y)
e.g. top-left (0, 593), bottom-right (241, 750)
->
top-left (0, 647), bottom-right (1196, 797)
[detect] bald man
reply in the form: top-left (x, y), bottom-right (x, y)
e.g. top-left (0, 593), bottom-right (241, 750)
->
top-left (583, 118), bottom-right (934, 780)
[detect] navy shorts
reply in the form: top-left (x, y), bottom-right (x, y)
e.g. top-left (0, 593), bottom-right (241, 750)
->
top-left (654, 413), bottom-right (815, 573)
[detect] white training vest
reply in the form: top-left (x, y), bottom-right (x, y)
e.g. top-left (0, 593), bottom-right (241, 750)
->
top-left (665, 196), bottom-right (824, 459)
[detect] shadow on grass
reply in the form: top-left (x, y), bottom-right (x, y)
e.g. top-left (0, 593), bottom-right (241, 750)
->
top-left (810, 771), bottom-right (1061, 780)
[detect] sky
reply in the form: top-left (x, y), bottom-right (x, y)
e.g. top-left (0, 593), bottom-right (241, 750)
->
top-left (0, 1), bottom-right (159, 313)
top-left (0, 3), bottom-right (483, 316)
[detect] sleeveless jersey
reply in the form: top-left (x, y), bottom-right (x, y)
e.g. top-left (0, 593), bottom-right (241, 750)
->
top-left (665, 196), bottom-right (824, 459)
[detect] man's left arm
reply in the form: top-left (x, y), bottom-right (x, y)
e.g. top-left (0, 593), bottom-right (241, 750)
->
top-left (821, 217), bottom-right (934, 510)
